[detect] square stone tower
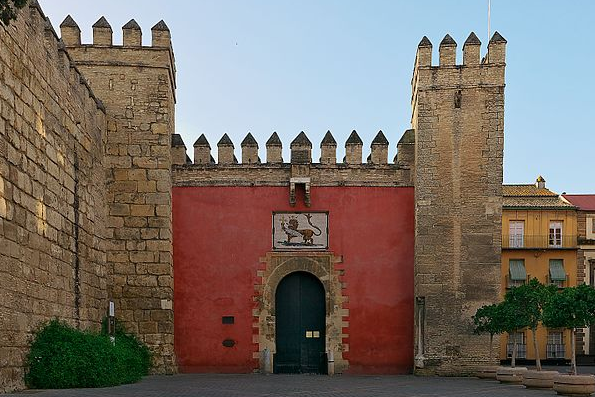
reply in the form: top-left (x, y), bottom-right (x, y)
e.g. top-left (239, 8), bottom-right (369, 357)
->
top-left (60, 16), bottom-right (177, 373)
top-left (412, 32), bottom-right (506, 374)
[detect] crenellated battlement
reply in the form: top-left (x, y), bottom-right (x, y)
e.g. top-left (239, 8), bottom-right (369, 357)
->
top-left (413, 31), bottom-right (506, 69)
top-left (59, 15), bottom-right (172, 48)
top-left (411, 32), bottom-right (506, 118)
top-left (171, 130), bottom-right (415, 188)
top-left (171, 130), bottom-right (414, 168)
top-left (59, 15), bottom-right (176, 97)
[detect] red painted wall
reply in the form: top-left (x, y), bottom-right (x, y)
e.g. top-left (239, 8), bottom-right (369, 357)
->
top-left (173, 186), bottom-right (414, 374)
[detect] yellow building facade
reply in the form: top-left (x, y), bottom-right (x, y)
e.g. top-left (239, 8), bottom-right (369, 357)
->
top-left (500, 178), bottom-right (578, 362)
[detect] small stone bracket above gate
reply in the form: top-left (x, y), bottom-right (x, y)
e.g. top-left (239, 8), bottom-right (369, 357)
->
top-left (289, 177), bottom-right (311, 207)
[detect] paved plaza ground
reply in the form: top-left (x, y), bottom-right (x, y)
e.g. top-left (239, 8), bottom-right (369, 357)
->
top-left (7, 367), bottom-right (595, 397)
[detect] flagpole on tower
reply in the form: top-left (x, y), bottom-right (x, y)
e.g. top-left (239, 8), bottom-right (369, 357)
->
top-left (488, 0), bottom-right (491, 41)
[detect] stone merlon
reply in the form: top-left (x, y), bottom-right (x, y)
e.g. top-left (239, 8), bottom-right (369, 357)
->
top-left (321, 130), bottom-right (337, 146)
top-left (217, 133), bottom-right (234, 147)
top-left (193, 134), bottom-right (211, 148)
top-left (345, 130), bottom-right (363, 145)
top-left (241, 132), bottom-right (259, 147)
top-left (266, 132), bottom-right (282, 147)
top-left (291, 131), bottom-right (312, 147)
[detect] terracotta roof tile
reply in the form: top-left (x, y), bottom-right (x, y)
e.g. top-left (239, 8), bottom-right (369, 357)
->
top-left (562, 194), bottom-right (595, 211)
top-left (503, 184), bottom-right (557, 197)
top-left (503, 196), bottom-right (576, 209)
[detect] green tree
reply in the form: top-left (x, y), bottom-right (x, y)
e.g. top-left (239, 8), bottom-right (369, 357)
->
top-left (543, 284), bottom-right (595, 375)
top-left (0, 0), bottom-right (27, 26)
top-left (505, 278), bottom-right (556, 370)
top-left (499, 294), bottom-right (531, 368)
top-left (473, 303), bottom-right (504, 363)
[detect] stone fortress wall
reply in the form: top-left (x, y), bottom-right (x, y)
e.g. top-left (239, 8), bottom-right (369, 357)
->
top-left (0, 2), bottom-right (108, 391)
top-left (0, 0), bottom-right (506, 391)
top-left (0, 2), bottom-right (176, 392)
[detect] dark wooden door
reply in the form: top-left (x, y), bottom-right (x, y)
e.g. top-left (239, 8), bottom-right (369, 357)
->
top-left (274, 272), bottom-right (326, 374)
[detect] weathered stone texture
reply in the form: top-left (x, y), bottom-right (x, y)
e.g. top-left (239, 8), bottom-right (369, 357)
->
top-left (0, 5), bottom-right (108, 392)
top-left (173, 163), bottom-right (413, 188)
top-left (64, 22), bottom-right (177, 373)
top-left (412, 34), bottom-right (505, 374)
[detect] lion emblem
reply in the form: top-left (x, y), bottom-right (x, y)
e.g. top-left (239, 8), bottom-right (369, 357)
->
top-left (280, 214), bottom-right (322, 245)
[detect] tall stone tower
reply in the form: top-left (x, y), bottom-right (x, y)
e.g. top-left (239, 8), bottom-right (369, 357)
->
top-left (412, 32), bottom-right (506, 374)
top-left (60, 16), bottom-right (177, 372)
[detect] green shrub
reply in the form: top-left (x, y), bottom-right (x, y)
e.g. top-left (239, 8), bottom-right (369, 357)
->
top-left (25, 319), bottom-right (151, 389)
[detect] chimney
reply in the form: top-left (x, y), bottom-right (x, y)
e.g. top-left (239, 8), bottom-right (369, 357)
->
top-left (536, 175), bottom-right (546, 189)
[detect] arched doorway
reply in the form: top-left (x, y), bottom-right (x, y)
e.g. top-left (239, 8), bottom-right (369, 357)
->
top-left (274, 271), bottom-right (326, 374)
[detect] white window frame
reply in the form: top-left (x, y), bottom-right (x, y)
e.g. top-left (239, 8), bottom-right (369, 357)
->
top-left (506, 331), bottom-right (527, 359)
top-left (546, 330), bottom-right (565, 359)
top-left (549, 221), bottom-right (563, 248)
top-left (508, 221), bottom-right (524, 248)
top-left (587, 216), bottom-right (595, 240)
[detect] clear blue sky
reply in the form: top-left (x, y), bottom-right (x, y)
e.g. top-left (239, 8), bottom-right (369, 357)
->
top-left (40, 1), bottom-right (593, 194)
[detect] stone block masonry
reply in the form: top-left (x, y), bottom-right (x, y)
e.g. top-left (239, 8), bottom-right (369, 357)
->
top-left (412, 32), bottom-right (505, 374)
top-left (62, 15), bottom-right (177, 374)
top-left (0, 3), bottom-right (108, 392)
top-left (0, 0), bottom-right (507, 388)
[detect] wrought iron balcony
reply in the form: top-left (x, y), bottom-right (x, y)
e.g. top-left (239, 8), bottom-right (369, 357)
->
top-left (502, 235), bottom-right (577, 249)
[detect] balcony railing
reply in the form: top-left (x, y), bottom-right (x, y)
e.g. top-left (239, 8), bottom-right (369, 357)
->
top-left (547, 344), bottom-right (565, 359)
top-left (503, 235), bottom-right (577, 249)
top-left (505, 275), bottom-right (527, 289)
top-left (546, 275), bottom-right (568, 289)
top-left (506, 343), bottom-right (527, 359)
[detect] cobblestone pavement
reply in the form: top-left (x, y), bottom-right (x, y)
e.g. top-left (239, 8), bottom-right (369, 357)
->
top-left (7, 370), bottom-right (595, 397)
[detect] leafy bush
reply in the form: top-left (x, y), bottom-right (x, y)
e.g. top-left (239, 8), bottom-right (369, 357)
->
top-left (25, 319), bottom-right (151, 389)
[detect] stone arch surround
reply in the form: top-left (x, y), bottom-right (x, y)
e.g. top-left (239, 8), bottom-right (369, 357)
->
top-left (254, 252), bottom-right (348, 373)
